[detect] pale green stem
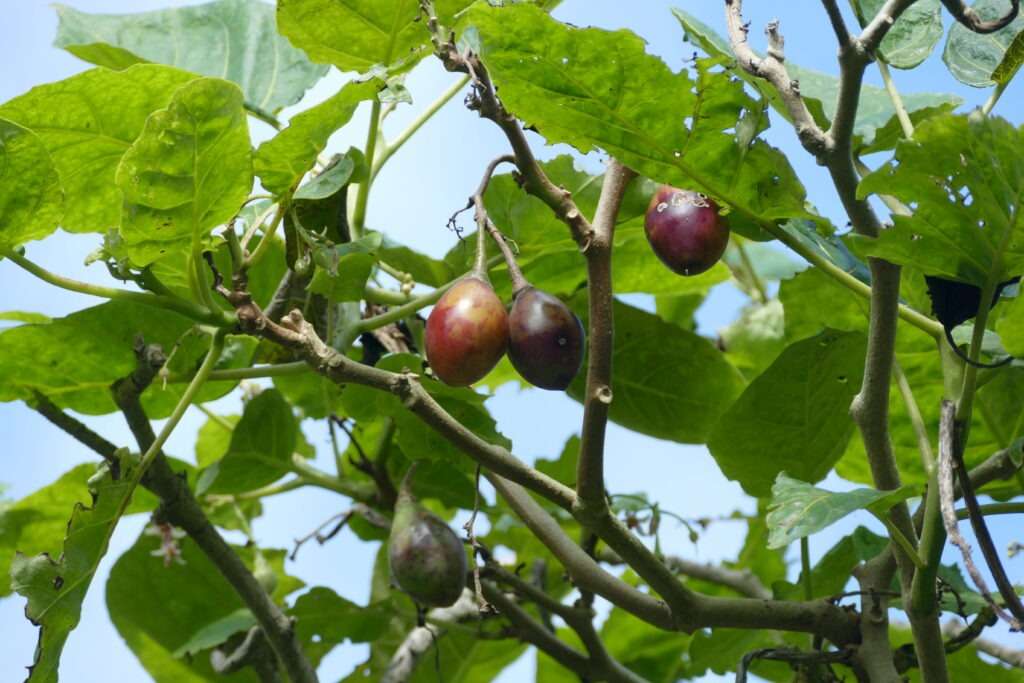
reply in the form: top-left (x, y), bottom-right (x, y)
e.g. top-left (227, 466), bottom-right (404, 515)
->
top-left (854, 157), bottom-right (912, 217)
top-left (894, 360), bottom-right (935, 475)
top-left (762, 223), bottom-right (943, 339)
top-left (244, 102), bottom-right (282, 130)
top-left (4, 249), bottom-right (232, 326)
top-left (244, 204), bottom-right (286, 269)
top-left (355, 282), bottom-right (450, 333)
top-left (371, 75), bottom-right (470, 181)
top-left (138, 329), bottom-right (227, 478)
top-left (192, 242), bottom-right (219, 319)
top-left (957, 502), bottom-right (1024, 519)
top-left (877, 60), bottom-right (914, 139)
top-left (351, 98), bottom-right (382, 239)
top-left (982, 81), bottom-right (1009, 117)
top-left (164, 361), bottom-right (309, 384)
top-left (195, 403), bottom-right (236, 432)
top-left (365, 286), bottom-right (412, 305)
top-left (734, 239), bottom-right (768, 303)
top-left (800, 537), bottom-right (813, 601)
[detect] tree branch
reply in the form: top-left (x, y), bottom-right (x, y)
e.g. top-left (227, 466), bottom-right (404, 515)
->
top-left (419, 0), bottom-right (593, 247)
top-left (724, 0), bottom-right (828, 158)
top-left (596, 548), bottom-right (771, 600)
top-left (943, 618), bottom-right (1024, 668)
top-left (110, 340), bottom-right (320, 683)
top-left (939, 0), bottom-right (1020, 32)
top-left (575, 159), bottom-right (636, 511)
top-left (381, 589), bottom-right (481, 683)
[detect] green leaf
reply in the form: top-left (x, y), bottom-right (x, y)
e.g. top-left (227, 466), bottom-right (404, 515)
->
top-left (944, 0), bottom-right (1024, 87)
top-left (996, 294), bottom-right (1024, 356)
top-left (201, 389), bottom-right (298, 494)
top-left (600, 600), bottom-right (689, 681)
top-left (106, 533), bottom-right (261, 683)
top-left (117, 77), bottom-right (253, 265)
top-left (850, 0), bottom-right (943, 69)
top-left (856, 114), bottom-right (1024, 287)
top-left (0, 119), bottom-right (63, 250)
top-left (294, 154), bottom-right (356, 200)
top-left (708, 330), bottom-right (867, 497)
top-left (535, 434), bottom-right (580, 487)
top-left (379, 238), bottom-right (456, 287)
top-left (568, 298), bottom-right (745, 444)
top-left (290, 587), bottom-right (392, 666)
top-left (273, 371), bottom-right (342, 420)
top-left (276, 0), bottom-right (471, 74)
top-left (308, 253), bottom-right (377, 301)
top-left (11, 452), bottom-right (140, 683)
top-left (195, 415), bottom-right (239, 467)
top-left (171, 608), bottom-right (256, 658)
top-left (0, 300), bottom-right (195, 416)
top-left (992, 27), bottom-right (1024, 85)
top-left (53, 0), bottom-right (327, 113)
top-left (0, 311), bottom-right (53, 325)
top-left (719, 300), bottom-right (786, 379)
top-left (766, 473), bottom-right (916, 549)
top-left (255, 79), bottom-right (377, 196)
top-left (673, 8), bottom-right (961, 150)
top-left (465, 4), bottom-right (819, 231)
top-left (0, 466), bottom-right (96, 599)
top-left (0, 65), bottom-right (194, 234)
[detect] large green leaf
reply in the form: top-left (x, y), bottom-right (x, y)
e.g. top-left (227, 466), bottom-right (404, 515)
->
top-left (600, 600), bottom-right (689, 681)
top-left (707, 330), bottom-right (867, 497)
top-left (944, 0), bottom-right (1024, 87)
top-left (568, 298), bottom-right (745, 445)
top-left (277, 0), bottom-right (471, 73)
top-left (0, 65), bottom-right (194, 234)
top-left (766, 473), bottom-right (915, 549)
top-left (464, 4), bottom-right (818, 232)
top-left (290, 587), bottom-right (392, 666)
top-left (673, 8), bottom-right (961, 151)
top-left (200, 389), bottom-right (298, 494)
top-left (11, 453), bottom-right (140, 683)
top-left (2, 466), bottom-right (104, 599)
top-left (992, 27), bottom-right (1024, 85)
top-left (0, 119), bottom-right (63, 250)
top-left (53, 0), bottom-right (327, 113)
top-left (856, 115), bottom-right (1024, 287)
top-left (107, 533), bottom-right (278, 683)
top-left (850, 0), bottom-right (943, 69)
top-left (117, 77), bottom-right (252, 265)
top-left (0, 301), bottom-right (192, 416)
top-left (254, 79), bottom-right (377, 195)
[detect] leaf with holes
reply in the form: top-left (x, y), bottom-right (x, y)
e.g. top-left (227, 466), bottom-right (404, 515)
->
top-left (11, 452), bottom-right (140, 683)
top-left (856, 114), bottom-right (1024, 287)
top-left (116, 77), bottom-right (252, 264)
top-left (463, 3), bottom-right (822, 233)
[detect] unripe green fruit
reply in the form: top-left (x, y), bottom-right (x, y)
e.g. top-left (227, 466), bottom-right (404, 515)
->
top-left (388, 489), bottom-right (467, 608)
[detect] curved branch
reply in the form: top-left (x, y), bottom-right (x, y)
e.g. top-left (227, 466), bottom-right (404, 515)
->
top-left (381, 590), bottom-right (481, 683)
top-left (940, 0), bottom-right (1020, 32)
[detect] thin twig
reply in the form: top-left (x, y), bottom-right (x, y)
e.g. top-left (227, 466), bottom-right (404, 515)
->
top-left (937, 400), bottom-right (1022, 629)
top-left (939, 0), bottom-right (1020, 32)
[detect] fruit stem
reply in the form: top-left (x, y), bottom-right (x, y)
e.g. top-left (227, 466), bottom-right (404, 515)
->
top-left (472, 210), bottom-right (490, 278)
top-left (483, 218), bottom-right (529, 294)
top-left (398, 461), bottom-right (420, 502)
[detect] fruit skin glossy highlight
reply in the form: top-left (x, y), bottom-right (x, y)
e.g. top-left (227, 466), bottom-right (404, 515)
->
top-left (388, 488), bottom-right (467, 608)
top-left (507, 287), bottom-right (585, 390)
top-left (425, 276), bottom-right (509, 386)
top-left (644, 186), bottom-right (730, 276)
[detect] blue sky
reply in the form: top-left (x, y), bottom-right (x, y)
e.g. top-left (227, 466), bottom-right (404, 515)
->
top-left (1, 1), bottom-right (1022, 682)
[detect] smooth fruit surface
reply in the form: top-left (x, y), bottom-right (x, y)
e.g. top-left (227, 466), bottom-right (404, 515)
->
top-left (388, 492), bottom-right (467, 607)
top-left (425, 276), bottom-right (509, 386)
top-left (644, 186), bottom-right (729, 276)
top-left (508, 287), bottom-right (585, 390)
